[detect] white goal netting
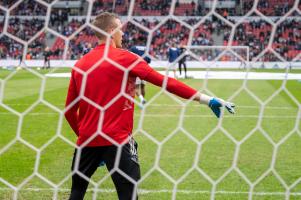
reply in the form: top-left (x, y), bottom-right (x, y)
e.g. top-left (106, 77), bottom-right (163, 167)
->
top-left (0, 0), bottom-right (301, 199)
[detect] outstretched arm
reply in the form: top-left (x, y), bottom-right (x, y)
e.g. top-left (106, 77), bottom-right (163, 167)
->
top-left (132, 63), bottom-right (235, 118)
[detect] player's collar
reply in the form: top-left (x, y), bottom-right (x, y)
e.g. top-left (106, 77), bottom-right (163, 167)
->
top-left (96, 41), bottom-right (115, 49)
top-left (95, 43), bottom-right (111, 50)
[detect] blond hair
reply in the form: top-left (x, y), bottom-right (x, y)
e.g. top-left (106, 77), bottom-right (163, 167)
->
top-left (92, 12), bottom-right (119, 40)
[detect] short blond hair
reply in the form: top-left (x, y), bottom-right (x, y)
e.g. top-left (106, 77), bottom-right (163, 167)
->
top-left (92, 12), bottom-right (119, 40)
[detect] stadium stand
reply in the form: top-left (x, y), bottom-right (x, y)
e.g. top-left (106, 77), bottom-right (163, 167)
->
top-left (9, 0), bottom-right (47, 16)
top-left (0, 36), bottom-right (23, 59)
top-left (245, 0), bottom-right (295, 16)
top-left (0, 0), bottom-right (300, 61)
top-left (0, 0), bottom-right (19, 8)
top-left (8, 18), bottom-right (45, 41)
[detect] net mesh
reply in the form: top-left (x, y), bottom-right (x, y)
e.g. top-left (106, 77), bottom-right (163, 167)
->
top-left (0, 0), bottom-right (301, 199)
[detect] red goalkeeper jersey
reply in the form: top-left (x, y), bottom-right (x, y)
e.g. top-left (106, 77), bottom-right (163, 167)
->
top-left (65, 43), bottom-right (197, 146)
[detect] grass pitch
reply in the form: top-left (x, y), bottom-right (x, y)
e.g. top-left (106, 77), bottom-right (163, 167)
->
top-left (0, 68), bottom-right (300, 200)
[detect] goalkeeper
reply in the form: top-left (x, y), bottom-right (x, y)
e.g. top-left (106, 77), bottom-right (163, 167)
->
top-left (65, 12), bottom-right (235, 200)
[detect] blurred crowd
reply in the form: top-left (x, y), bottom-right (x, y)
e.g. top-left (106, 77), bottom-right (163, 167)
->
top-left (0, 36), bottom-right (23, 59)
top-left (9, 0), bottom-right (47, 16)
top-left (242, 0), bottom-right (294, 16)
top-left (8, 18), bottom-right (45, 41)
top-left (0, 0), bottom-right (300, 61)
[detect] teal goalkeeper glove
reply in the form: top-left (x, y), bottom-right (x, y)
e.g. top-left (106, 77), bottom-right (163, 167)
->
top-left (200, 94), bottom-right (235, 118)
top-left (209, 98), bottom-right (235, 118)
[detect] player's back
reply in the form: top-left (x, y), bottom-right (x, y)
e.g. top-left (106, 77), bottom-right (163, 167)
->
top-left (72, 43), bottom-right (141, 145)
top-left (168, 47), bottom-right (179, 62)
top-left (130, 45), bottom-right (145, 56)
top-left (74, 44), bottom-right (125, 106)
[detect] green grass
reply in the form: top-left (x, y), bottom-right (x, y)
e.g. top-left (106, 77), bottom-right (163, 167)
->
top-left (0, 68), bottom-right (301, 200)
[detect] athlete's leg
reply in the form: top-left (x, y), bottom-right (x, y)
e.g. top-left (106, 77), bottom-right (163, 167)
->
top-left (178, 62), bottom-right (182, 75)
top-left (140, 83), bottom-right (145, 97)
top-left (104, 140), bottom-right (141, 200)
top-left (69, 147), bottom-right (104, 200)
top-left (183, 62), bottom-right (187, 78)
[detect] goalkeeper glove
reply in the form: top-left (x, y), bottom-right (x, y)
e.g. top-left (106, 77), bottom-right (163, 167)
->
top-left (200, 94), bottom-right (235, 118)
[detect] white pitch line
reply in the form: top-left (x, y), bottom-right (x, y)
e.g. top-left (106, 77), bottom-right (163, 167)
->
top-left (0, 188), bottom-right (300, 196)
top-left (136, 114), bottom-right (298, 119)
top-left (45, 71), bottom-right (301, 80)
top-left (146, 104), bottom-right (298, 110)
top-left (0, 113), bottom-right (60, 115)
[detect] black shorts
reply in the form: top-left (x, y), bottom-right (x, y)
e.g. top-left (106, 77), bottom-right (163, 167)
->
top-left (69, 138), bottom-right (140, 200)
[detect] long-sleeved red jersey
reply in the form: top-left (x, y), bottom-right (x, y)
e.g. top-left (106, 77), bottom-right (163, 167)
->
top-left (65, 43), bottom-right (197, 146)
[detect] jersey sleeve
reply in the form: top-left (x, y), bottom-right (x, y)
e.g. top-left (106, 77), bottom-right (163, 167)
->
top-left (124, 50), bottom-right (153, 80)
top-left (144, 69), bottom-right (197, 99)
top-left (126, 50), bottom-right (196, 99)
top-left (129, 57), bottom-right (197, 99)
top-left (129, 58), bottom-right (154, 80)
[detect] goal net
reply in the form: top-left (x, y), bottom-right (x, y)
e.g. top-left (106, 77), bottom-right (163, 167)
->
top-left (0, 0), bottom-right (300, 199)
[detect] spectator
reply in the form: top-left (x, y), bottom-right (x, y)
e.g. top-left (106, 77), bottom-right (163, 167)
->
top-left (43, 47), bottom-right (51, 69)
top-left (178, 45), bottom-right (188, 78)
